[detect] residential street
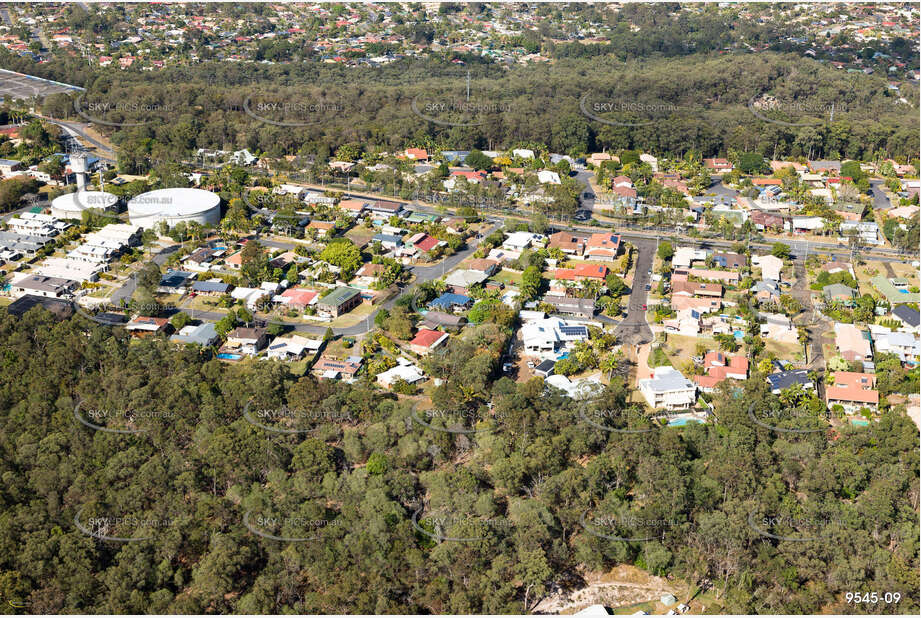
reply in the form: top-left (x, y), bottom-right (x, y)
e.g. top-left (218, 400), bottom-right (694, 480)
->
top-left (613, 237), bottom-right (655, 345)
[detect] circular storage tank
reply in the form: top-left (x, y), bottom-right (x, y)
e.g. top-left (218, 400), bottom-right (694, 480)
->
top-left (50, 190), bottom-right (119, 220)
top-left (127, 187), bottom-right (221, 228)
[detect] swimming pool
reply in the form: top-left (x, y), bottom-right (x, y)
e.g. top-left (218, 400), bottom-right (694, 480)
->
top-left (217, 353), bottom-right (243, 360)
top-left (668, 417), bottom-right (703, 427)
top-left (850, 419), bottom-right (870, 426)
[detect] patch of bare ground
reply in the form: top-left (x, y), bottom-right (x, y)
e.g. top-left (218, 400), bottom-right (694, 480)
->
top-left (533, 565), bottom-right (678, 615)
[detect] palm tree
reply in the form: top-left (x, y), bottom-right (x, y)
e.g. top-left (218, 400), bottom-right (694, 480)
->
top-left (797, 327), bottom-right (809, 363)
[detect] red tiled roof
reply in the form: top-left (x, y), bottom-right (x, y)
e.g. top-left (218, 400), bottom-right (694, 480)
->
top-left (410, 328), bottom-right (447, 348)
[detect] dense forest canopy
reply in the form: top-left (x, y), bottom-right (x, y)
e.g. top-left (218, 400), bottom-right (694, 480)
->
top-left (0, 308), bottom-right (917, 613)
top-left (4, 49), bottom-right (917, 171)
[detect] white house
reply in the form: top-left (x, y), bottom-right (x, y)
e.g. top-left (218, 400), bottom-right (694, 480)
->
top-left (512, 148), bottom-right (535, 159)
top-left (639, 366), bottom-right (697, 411)
top-left (672, 246), bottom-right (708, 268)
top-left (537, 170), bottom-right (561, 185)
top-left (377, 362), bottom-right (425, 388)
top-left (752, 254), bottom-right (784, 282)
top-left (521, 318), bottom-right (588, 358)
top-left (502, 231), bottom-right (542, 251)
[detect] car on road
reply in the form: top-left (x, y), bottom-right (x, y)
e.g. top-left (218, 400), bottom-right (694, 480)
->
top-left (583, 192), bottom-right (595, 199)
top-left (642, 304), bottom-right (647, 310)
top-left (645, 284), bottom-right (651, 291)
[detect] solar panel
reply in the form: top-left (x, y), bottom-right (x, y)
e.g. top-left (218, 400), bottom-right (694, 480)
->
top-left (559, 326), bottom-right (587, 336)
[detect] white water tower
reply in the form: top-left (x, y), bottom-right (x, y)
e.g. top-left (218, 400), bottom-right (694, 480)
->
top-left (70, 152), bottom-right (88, 190)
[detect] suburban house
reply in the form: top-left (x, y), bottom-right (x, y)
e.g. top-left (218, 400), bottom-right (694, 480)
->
top-left (307, 220), bottom-right (336, 238)
top-left (541, 295), bottom-right (596, 319)
top-left (711, 252), bottom-right (746, 270)
top-left (834, 323), bottom-right (873, 362)
top-left (553, 264), bottom-right (608, 286)
top-left (584, 233), bottom-right (620, 261)
top-left (548, 231), bottom-right (588, 257)
top-left (465, 258), bottom-right (499, 277)
top-left (671, 294), bottom-right (721, 313)
top-left (404, 147), bottom-right (428, 161)
top-left (750, 210), bottom-right (786, 231)
top-left (124, 316), bottom-right (169, 337)
top-left (752, 280), bottom-right (781, 304)
top-left (408, 233), bottom-right (441, 254)
top-left (369, 200), bottom-right (405, 218)
top-left (338, 198), bottom-right (369, 216)
top-left (703, 158), bottom-right (733, 173)
top-left (639, 366), bottom-right (697, 411)
top-left (752, 254), bottom-right (784, 282)
top-left (428, 292), bottom-right (473, 313)
top-left (672, 247), bottom-right (708, 268)
top-left (807, 160), bottom-right (842, 174)
top-left (891, 305), bottom-right (920, 333)
top-left (671, 276), bottom-right (723, 298)
top-left (521, 318), bottom-right (588, 358)
top-left (225, 327), bottom-right (270, 355)
top-left (409, 328), bottom-right (450, 356)
top-left (872, 330), bottom-right (920, 363)
top-left (280, 287), bottom-right (319, 309)
top-left (376, 359), bottom-right (425, 388)
top-left (444, 269), bottom-right (489, 290)
top-left (317, 287), bottom-right (362, 317)
top-left (825, 372), bottom-right (879, 413)
top-left (759, 312), bottom-right (798, 343)
top-left (420, 311), bottom-right (466, 332)
top-left (266, 335), bottom-right (323, 361)
top-left (170, 322), bottom-right (220, 347)
top-left (372, 233), bottom-right (403, 251)
top-left (191, 280), bottom-right (233, 296)
top-left (871, 276), bottom-right (920, 305)
top-left (693, 352), bottom-right (749, 392)
top-left (503, 231), bottom-right (541, 251)
top-left (766, 369), bottom-right (815, 394)
top-left (663, 308), bottom-right (702, 336)
top-left (683, 268), bottom-right (740, 285)
top-left (313, 355), bottom-right (363, 382)
top-left (824, 283), bottom-right (858, 304)
top-left (9, 274), bottom-right (77, 299)
top-left (352, 263), bottom-right (387, 288)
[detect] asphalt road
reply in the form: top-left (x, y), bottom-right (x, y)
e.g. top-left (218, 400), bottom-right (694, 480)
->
top-left (613, 237), bottom-right (655, 345)
top-left (34, 114), bottom-right (117, 163)
top-left (869, 179), bottom-right (892, 211)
